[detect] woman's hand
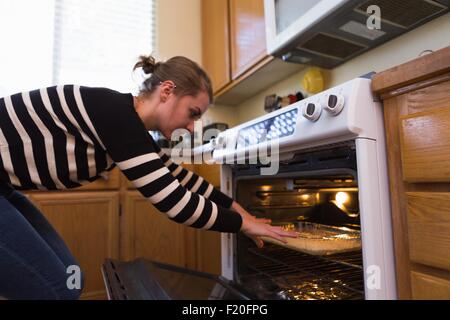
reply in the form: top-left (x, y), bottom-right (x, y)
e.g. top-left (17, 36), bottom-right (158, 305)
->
top-left (231, 201), bottom-right (297, 248)
top-left (231, 201), bottom-right (271, 224)
top-left (240, 215), bottom-right (298, 248)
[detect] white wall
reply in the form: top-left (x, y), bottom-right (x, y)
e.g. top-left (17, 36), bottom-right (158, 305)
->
top-left (235, 13), bottom-right (450, 125)
top-left (156, 0), bottom-right (235, 127)
top-left (155, 0), bottom-right (202, 63)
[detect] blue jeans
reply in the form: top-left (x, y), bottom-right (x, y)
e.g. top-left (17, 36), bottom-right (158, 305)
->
top-left (0, 182), bottom-right (84, 299)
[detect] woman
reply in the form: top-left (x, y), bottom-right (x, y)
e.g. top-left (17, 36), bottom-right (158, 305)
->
top-left (0, 55), bottom-right (296, 300)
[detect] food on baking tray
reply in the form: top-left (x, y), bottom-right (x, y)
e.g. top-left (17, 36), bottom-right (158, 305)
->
top-left (262, 222), bottom-right (361, 255)
top-left (278, 279), bottom-right (356, 300)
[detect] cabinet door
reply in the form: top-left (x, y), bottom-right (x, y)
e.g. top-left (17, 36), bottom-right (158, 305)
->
top-left (193, 163), bottom-right (222, 275)
top-left (383, 80), bottom-right (450, 298)
top-left (121, 191), bottom-right (186, 268)
top-left (195, 229), bottom-right (222, 275)
top-left (28, 191), bottom-right (120, 300)
top-left (202, 0), bottom-right (231, 93)
top-left (229, 0), bottom-right (267, 79)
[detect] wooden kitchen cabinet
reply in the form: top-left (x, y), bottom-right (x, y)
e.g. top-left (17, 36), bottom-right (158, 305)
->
top-left (120, 191), bottom-right (187, 267)
top-left (201, 0), bottom-right (267, 86)
top-left (201, 0), bottom-right (231, 93)
top-left (192, 163), bottom-right (223, 275)
top-left (372, 46), bottom-right (450, 299)
top-left (194, 228), bottom-right (222, 275)
top-left (229, 0), bottom-right (267, 79)
top-left (27, 191), bottom-right (119, 300)
top-left (202, 0), bottom-right (279, 105)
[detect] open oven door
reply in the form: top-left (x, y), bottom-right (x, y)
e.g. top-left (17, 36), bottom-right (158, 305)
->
top-left (102, 258), bottom-right (251, 300)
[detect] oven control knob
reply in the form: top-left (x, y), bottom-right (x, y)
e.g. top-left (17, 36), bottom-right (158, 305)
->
top-left (217, 135), bottom-right (225, 148)
top-left (324, 94), bottom-right (345, 115)
top-left (302, 102), bottom-right (322, 122)
top-left (210, 138), bottom-right (217, 148)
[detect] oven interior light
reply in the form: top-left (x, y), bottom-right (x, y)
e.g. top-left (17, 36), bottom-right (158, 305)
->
top-left (335, 192), bottom-right (350, 206)
top-left (300, 194), bottom-right (310, 200)
top-left (332, 192), bottom-right (359, 218)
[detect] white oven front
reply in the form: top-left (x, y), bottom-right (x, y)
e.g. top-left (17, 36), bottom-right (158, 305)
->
top-left (211, 77), bottom-right (396, 300)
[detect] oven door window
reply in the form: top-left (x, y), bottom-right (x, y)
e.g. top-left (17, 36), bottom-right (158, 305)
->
top-left (103, 258), bottom-right (248, 300)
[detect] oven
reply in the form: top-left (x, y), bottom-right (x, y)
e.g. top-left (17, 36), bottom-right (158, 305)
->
top-left (214, 76), bottom-right (396, 300)
top-left (222, 143), bottom-right (368, 299)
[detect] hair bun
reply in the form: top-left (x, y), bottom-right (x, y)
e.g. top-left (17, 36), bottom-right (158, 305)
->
top-left (133, 55), bottom-right (159, 75)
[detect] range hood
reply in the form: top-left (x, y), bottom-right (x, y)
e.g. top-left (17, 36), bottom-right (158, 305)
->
top-left (264, 0), bottom-right (449, 68)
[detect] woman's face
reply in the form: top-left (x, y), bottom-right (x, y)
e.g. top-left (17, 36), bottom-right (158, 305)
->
top-left (158, 89), bottom-right (210, 140)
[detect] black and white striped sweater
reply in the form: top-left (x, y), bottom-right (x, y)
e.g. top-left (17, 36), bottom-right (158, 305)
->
top-left (0, 85), bottom-right (242, 232)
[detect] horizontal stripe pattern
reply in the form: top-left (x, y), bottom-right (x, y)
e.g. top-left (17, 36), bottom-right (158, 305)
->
top-left (0, 86), bottom-right (109, 189)
top-left (0, 85), bottom-right (241, 232)
top-left (155, 146), bottom-right (233, 209)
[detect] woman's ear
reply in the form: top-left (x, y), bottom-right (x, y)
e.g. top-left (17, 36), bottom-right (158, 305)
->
top-left (160, 80), bottom-right (176, 102)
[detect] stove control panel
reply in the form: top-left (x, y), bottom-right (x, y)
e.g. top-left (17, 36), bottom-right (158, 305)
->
top-left (237, 108), bottom-right (298, 147)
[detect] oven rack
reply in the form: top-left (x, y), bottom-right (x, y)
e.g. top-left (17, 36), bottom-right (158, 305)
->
top-left (243, 244), bottom-right (364, 300)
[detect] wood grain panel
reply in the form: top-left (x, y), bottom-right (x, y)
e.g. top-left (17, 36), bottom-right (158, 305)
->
top-left (400, 107), bottom-right (450, 182)
top-left (403, 80), bottom-right (450, 114)
top-left (407, 192), bottom-right (450, 271)
top-left (29, 192), bottom-right (119, 300)
top-left (122, 191), bottom-right (186, 268)
top-left (383, 98), bottom-right (412, 298)
top-left (411, 271), bottom-right (450, 299)
top-left (371, 46), bottom-right (450, 94)
top-left (201, 0), bottom-right (231, 93)
top-left (229, 0), bottom-right (267, 79)
top-left (195, 230), bottom-right (222, 275)
top-left (379, 73), bottom-right (450, 100)
top-left (374, 45), bottom-right (450, 300)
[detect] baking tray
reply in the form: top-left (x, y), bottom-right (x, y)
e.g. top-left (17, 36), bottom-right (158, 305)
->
top-left (262, 221), bottom-right (361, 256)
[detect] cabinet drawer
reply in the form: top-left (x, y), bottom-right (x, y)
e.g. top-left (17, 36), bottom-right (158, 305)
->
top-left (400, 107), bottom-right (450, 182)
top-left (411, 271), bottom-right (450, 299)
top-left (407, 192), bottom-right (450, 271)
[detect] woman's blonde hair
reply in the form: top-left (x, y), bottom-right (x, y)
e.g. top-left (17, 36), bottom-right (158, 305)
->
top-left (133, 55), bottom-right (213, 103)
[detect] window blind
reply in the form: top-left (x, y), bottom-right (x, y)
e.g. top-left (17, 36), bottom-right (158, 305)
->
top-left (53, 0), bottom-right (156, 93)
top-left (0, 0), bottom-right (155, 97)
top-left (0, 0), bottom-right (55, 96)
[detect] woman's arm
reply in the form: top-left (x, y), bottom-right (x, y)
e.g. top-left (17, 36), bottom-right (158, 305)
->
top-left (80, 86), bottom-right (296, 243)
top-left (80, 86), bottom-right (241, 232)
top-left (152, 134), bottom-right (297, 246)
top-left (154, 142), bottom-right (233, 209)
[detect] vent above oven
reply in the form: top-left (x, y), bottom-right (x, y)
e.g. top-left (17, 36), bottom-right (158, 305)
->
top-left (356, 0), bottom-right (448, 28)
top-left (267, 0), bottom-right (449, 68)
top-left (299, 33), bottom-right (366, 60)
